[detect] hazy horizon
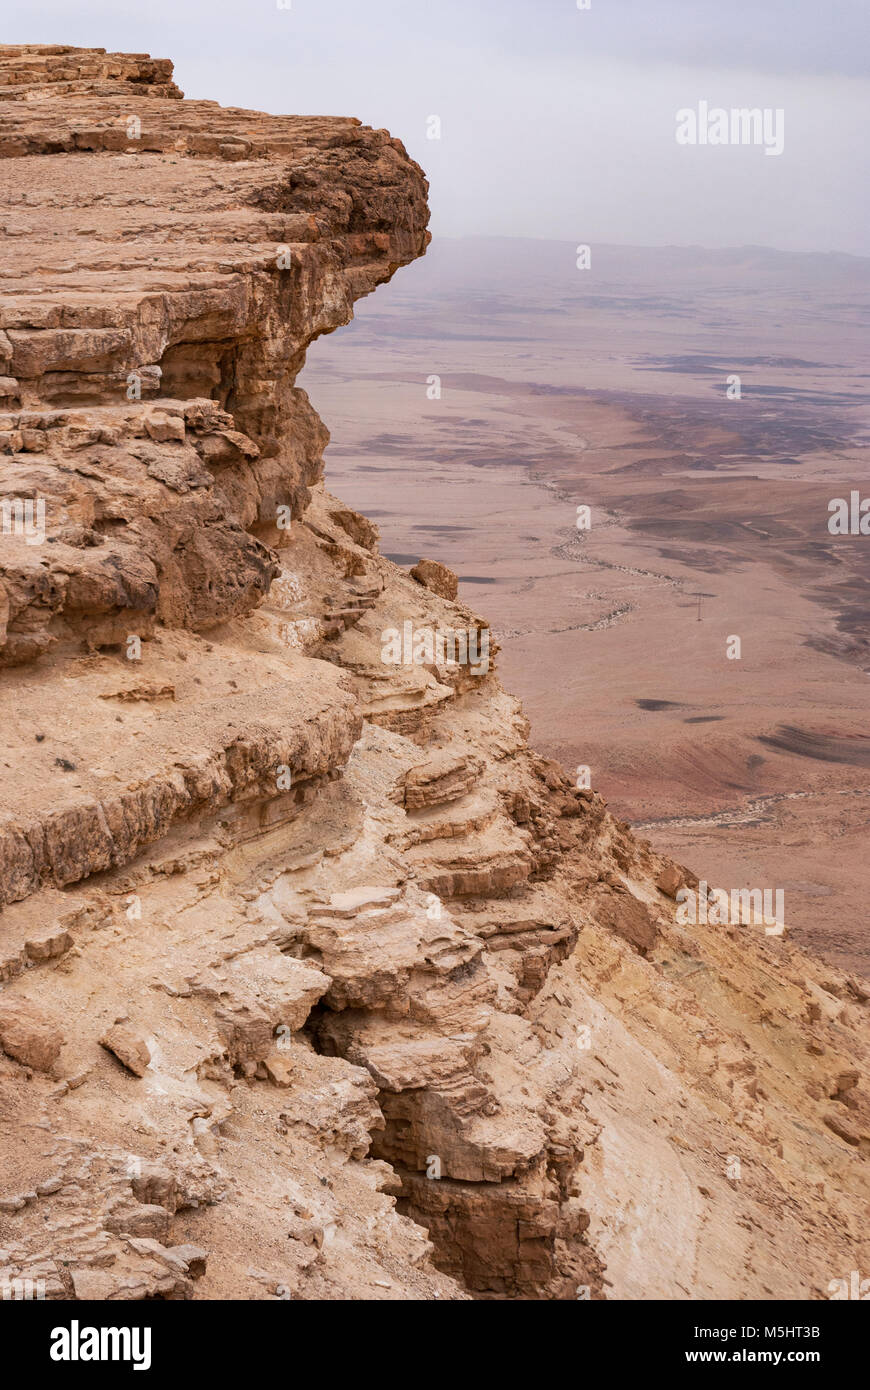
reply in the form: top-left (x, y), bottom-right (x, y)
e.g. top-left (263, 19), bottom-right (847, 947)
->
top-left (406, 233), bottom-right (870, 260)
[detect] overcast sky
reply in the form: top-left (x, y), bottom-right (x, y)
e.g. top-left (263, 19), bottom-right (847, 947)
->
top-left (9, 0), bottom-right (870, 254)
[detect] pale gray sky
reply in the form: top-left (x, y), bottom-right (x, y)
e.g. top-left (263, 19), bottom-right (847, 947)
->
top-left (8, 0), bottom-right (870, 254)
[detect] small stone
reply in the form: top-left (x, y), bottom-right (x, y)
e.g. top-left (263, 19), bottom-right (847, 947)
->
top-left (168, 1244), bottom-right (209, 1279)
top-left (0, 997), bottom-right (63, 1072)
top-left (144, 410), bottom-right (185, 443)
top-left (832, 1070), bottom-right (860, 1096)
top-left (104, 1202), bottom-right (171, 1240)
top-left (264, 1052), bottom-right (294, 1088)
top-left (25, 928), bottom-right (73, 962)
top-left (656, 864), bottom-right (684, 899)
top-left (823, 1112), bottom-right (860, 1146)
top-left (410, 557), bottom-right (459, 601)
top-left (99, 1024), bottom-right (151, 1076)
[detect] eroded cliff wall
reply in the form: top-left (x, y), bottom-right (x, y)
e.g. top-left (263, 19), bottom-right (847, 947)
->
top-left (0, 47), bottom-right (867, 1302)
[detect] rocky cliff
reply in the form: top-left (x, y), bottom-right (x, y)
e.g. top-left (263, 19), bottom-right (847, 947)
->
top-left (0, 46), bottom-right (867, 1302)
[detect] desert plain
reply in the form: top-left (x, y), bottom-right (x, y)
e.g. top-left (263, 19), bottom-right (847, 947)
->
top-left (304, 237), bottom-right (870, 973)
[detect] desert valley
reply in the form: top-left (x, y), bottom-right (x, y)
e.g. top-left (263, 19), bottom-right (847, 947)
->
top-left (304, 237), bottom-right (870, 974)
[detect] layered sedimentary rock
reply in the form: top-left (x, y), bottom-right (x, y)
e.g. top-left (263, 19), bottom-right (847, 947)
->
top-left (0, 47), bottom-right (867, 1302)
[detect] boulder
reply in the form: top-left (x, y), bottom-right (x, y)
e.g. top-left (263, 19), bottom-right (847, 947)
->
top-left (410, 558), bottom-right (459, 601)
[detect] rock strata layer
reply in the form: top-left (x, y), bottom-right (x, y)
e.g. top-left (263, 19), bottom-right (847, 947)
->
top-left (0, 47), bottom-right (867, 1302)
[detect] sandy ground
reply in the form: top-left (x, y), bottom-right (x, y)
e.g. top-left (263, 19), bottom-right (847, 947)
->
top-left (300, 238), bottom-right (870, 974)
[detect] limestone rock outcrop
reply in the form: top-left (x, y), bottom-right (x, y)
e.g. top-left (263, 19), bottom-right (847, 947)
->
top-left (0, 47), bottom-right (867, 1303)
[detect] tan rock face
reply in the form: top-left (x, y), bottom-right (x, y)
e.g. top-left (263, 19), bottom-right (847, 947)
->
top-left (0, 42), bottom-right (428, 670)
top-left (0, 45), bottom-right (867, 1304)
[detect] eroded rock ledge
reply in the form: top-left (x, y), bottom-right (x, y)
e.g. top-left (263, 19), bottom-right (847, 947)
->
top-left (0, 47), bottom-right (867, 1303)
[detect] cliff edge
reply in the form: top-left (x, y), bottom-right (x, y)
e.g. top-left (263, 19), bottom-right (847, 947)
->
top-left (0, 46), bottom-right (867, 1301)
